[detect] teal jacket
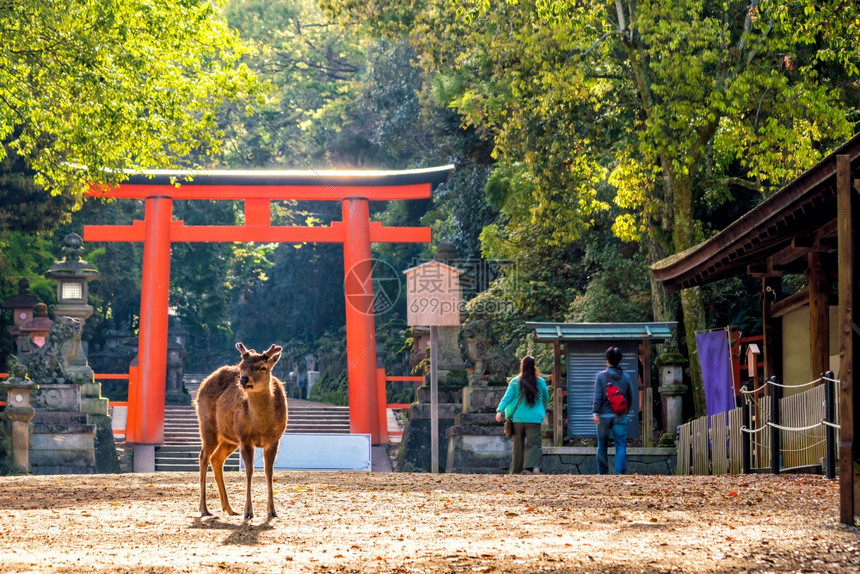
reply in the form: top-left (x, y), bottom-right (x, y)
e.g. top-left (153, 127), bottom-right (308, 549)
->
top-left (497, 376), bottom-right (550, 424)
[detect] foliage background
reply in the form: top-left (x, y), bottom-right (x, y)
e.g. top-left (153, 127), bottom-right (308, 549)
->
top-left (1, 0), bottom-right (858, 415)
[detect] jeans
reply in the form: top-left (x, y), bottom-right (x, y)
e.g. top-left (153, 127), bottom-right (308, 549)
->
top-left (596, 415), bottom-right (628, 475)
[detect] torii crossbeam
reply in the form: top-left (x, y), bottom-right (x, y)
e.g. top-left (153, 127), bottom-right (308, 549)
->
top-left (84, 166), bottom-right (453, 457)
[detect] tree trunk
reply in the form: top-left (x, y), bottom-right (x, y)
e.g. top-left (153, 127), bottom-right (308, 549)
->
top-left (681, 286), bottom-right (707, 416)
top-left (671, 174), bottom-right (708, 418)
top-left (646, 237), bottom-right (679, 324)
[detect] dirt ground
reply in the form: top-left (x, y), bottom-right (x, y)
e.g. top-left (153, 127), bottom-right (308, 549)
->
top-left (0, 471), bottom-right (857, 573)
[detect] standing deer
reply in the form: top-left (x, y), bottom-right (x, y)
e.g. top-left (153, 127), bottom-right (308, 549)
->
top-left (196, 342), bottom-right (288, 519)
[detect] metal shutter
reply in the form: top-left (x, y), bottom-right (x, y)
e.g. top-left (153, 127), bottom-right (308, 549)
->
top-left (567, 340), bottom-right (640, 440)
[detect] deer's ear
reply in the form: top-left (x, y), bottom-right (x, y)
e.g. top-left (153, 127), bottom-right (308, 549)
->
top-left (236, 342), bottom-right (251, 358)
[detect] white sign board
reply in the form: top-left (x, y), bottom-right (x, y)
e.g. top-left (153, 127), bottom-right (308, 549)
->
top-left (240, 433), bottom-right (371, 471)
top-left (403, 260), bottom-right (462, 327)
top-left (109, 404), bottom-right (127, 440)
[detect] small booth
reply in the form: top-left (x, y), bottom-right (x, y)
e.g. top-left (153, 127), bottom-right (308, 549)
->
top-left (527, 322), bottom-right (677, 444)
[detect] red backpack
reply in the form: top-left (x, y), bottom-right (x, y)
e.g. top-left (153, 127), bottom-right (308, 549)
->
top-left (605, 378), bottom-right (628, 415)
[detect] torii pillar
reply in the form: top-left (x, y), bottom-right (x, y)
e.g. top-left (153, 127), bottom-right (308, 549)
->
top-left (84, 167), bottom-right (453, 463)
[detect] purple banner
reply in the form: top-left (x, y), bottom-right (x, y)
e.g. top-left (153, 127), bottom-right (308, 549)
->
top-left (696, 330), bottom-right (736, 418)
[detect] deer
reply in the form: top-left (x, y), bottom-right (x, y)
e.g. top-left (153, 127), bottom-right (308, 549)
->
top-left (195, 342), bottom-right (288, 519)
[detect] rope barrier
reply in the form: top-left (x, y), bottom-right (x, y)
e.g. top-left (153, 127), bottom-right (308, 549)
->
top-left (741, 375), bottom-right (840, 397)
top-left (742, 419), bottom-right (832, 434)
top-left (685, 374), bottom-right (840, 475)
top-left (740, 424), bottom-right (769, 435)
top-left (740, 382), bottom-right (769, 395)
top-left (741, 377), bottom-right (823, 394)
top-left (791, 428), bottom-right (828, 440)
top-left (766, 420), bottom-right (825, 432)
top-left (769, 377), bottom-right (823, 389)
top-left (778, 438), bottom-right (826, 453)
top-left (749, 438), bottom-right (770, 450)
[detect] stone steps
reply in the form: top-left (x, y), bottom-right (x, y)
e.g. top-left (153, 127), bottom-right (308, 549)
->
top-left (443, 380), bottom-right (511, 473)
top-left (155, 383), bottom-right (352, 471)
top-left (155, 445), bottom-right (241, 472)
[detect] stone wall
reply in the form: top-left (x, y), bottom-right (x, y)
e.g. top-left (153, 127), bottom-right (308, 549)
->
top-left (395, 389), bottom-right (462, 473)
top-left (445, 418), bottom-right (510, 473)
top-left (541, 446), bottom-right (677, 475)
top-left (445, 437), bottom-right (677, 475)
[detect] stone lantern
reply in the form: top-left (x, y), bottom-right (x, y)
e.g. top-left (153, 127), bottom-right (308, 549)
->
top-left (657, 352), bottom-right (688, 436)
top-left (0, 360), bottom-right (39, 474)
top-left (165, 316), bottom-right (190, 406)
top-left (1, 279), bottom-right (39, 358)
top-left (89, 321), bottom-right (135, 374)
top-left (45, 232), bottom-right (100, 327)
top-left (45, 233), bottom-right (100, 360)
top-left (18, 303), bottom-right (53, 353)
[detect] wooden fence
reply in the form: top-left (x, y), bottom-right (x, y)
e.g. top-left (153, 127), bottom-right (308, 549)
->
top-left (677, 379), bottom-right (840, 475)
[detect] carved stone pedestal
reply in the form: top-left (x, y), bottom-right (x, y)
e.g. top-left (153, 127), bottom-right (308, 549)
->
top-left (658, 364), bottom-right (687, 435)
top-left (31, 384), bottom-right (96, 475)
top-left (0, 378), bottom-right (39, 474)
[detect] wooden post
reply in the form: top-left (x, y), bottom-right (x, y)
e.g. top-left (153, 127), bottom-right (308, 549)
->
top-left (837, 153), bottom-right (859, 524)
top-left (825, 370), bottom-right (837, 480)
top-left (769, 376), bottom-right (780, 474)
top-left (762, 275), bottom-right (782, 382)
top-left (376, 368), bottom-right (389, 444)
top-left (808, 250), bottom-right (830, 383)
top-left (742, 393), bottom-right (751, 474)
top-left (430, 325), bottom-right (439, 473)
top-left (747, 344), bottom-right (760, 389)
top-left (403, 260), bottom-right (462, 473)
top-left (552, 341), bottom-right (563, 446)
top-left (642, 339), bottom-right (653, 446)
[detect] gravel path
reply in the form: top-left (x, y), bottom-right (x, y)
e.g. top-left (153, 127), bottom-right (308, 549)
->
top-left (0, 471), bottom-right (857, 573)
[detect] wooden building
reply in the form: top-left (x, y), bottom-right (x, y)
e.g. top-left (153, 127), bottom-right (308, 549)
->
top-left (651, 133), bottom-right (860, 525)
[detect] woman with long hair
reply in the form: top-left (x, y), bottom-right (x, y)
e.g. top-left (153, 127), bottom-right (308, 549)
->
top-left (495, 355), bottom-right (550, 474)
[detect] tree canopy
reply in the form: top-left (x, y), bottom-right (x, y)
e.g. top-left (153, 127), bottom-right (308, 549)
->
top-left (360, 0), bottom-right (860, 414)
top-left (0, 0), bottom-right (259, 199)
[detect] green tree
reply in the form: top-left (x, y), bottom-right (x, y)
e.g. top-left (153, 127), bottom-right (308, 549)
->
top-left (221, 0), bottom-right (365, 167)
top-left (169, 200), bottom-right (242, 370)
top-left (418, 0), bottom-right (860, 415)
top-left (0, 0), bottom-right (259, 198)
top-left (0, 146), bottom-right (75, 235)
top-left (567, 228), bottom-right (653, 324)
top-left (218, 0), bottom-right (499, 380)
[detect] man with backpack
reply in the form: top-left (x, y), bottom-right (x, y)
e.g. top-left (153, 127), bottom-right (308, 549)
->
top-left (591, 346), bottom-right (635, 475)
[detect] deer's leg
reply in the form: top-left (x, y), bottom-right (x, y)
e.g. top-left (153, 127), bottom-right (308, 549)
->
top-left (263, 442), bottom-right (279, 518)
top-left (240, 443), bottom-right (255, 520)
top-left (211, 441), bottom-right (239, 516)
top-left (199, 444), bottom-right (213, 517)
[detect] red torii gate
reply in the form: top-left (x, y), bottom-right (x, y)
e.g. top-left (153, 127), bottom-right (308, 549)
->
top-left (84, 166), bottom-right (453, 452)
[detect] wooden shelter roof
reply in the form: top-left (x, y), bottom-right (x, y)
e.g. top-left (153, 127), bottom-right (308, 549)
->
top-left (651, 133), bottom-right (860, 291)
top-left (527, 322), bottom-right (677, 342)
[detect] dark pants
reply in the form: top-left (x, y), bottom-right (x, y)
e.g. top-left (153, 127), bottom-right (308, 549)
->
top-left (510, 422), bottom-right (542, 474)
